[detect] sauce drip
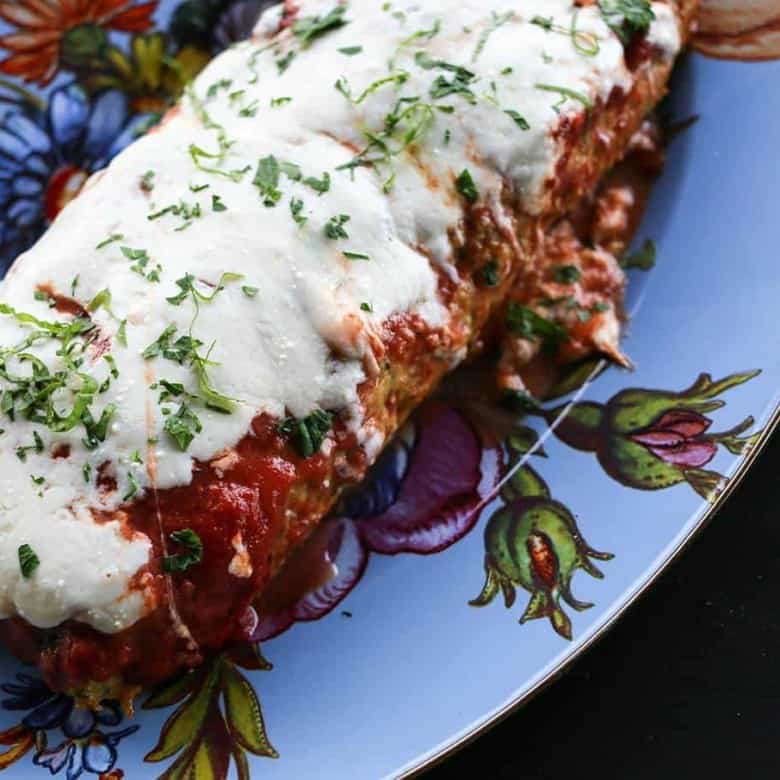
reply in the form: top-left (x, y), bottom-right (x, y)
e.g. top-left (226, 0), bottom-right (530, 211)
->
top-left (258, 521), bottom-right (339, 615)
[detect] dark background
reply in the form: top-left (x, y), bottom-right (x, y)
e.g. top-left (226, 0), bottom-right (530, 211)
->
top-left (430, 434), bottom-right (780, 780)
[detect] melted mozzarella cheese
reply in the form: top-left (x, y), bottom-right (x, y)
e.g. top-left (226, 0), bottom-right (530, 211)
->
top-left (0, 0), bottom-right (679, 633)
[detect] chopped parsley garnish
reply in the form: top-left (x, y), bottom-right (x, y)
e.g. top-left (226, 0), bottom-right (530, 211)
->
top-left (120, 245), bottom-right (160, 282)
top-left (96, 233), bottom-right (124, 250)
top-left (455, 169), bottom-right (479, 203)
top-left (83, 463), bottom-right (92, 483)
top-left (253, 155), bottom-right (282, 207)
top-left (190, 183), bottom-right (209, 193)
top-left (153, 379), bottom-right (190, 403)
top-left (504, 109), bottom-right (530, 130)
top-left (343, 250), bottom-right (370, 260)
top-left (149, 200), bottom-right (202, 224)
top-left (336, 72), bottom-right (409, 105)
top-left (620, 238), bottom-right (656, 270)
top-left (0, 304), bottom-right (118, 451)
top-left (31, 475), bottom-right (44, 485)
top-left (211, 194), bottom-right (227, 212)
top-left (242, 286), bottom-right (259, 298)
top-left (239, 100), bottom-right (259, 118)
top-left (598, 0), bottom-right (655, 44)
top-left (360, 302), bottom-right (373, 312)
top-left (414, 53), bottom-right (477, 104)
top-left (276, 50), bottom-right (296, 73)
top-left (15, 431), bottom-right (44, 462)
top-left (207, 78), bottom-right (232, 98)
top-left (292, 5), bottom-right (349, 47)
top-left (290, 197), bottom-right (307, 226)
top-left (144, 322), bottom-right (236, 418)
top-left (280, 161), bottom-right (302, 180)
top-left (303, 171), bottom-right (330, 195)
top-left (116, 319), bottom-right (128, 347)
top-left (531, 15), bottom-right (554, 31)
top-left (278, 409), bottom-right (333, 458)
top-left (389, 18), bottom-right (441, 68)
top-left (33, 289), bottom-right (54, 306)
top-left (324, 214), bottom-right (350, 240)
top-left (87, 288), bottom-right (112, 314)
top-left (472, 10), bottom-right (514, 63)
top-left (338, 45), bottom-right (362, 55)
top-left (123, 471), bottom-right (139, 502)
top-left (188, 143), bottom-right (250, 184)
top-left (501, 66), bottom-right (513, 75)
top-left (164, 403), bottom-right (203, 451)
top-left (271, 96), bottom-right (293, 107)
top-left (552, 264), bottom-right (582, 284)
top-left (535, 83), bottom-right (593, 112)
top-left (162, 528), bottom-right (203, 573)
top-left (141, 170), bottom-right (156, 192)
top-left (530, 13), bottom-right (599, 56)
top-left (506, 302), bottom-right (569, 347)
top-left (146, 272), bottom-right (241, 433)
top-left (476, 259), bottom-right (500, 287)
top-left (82, 406), bottom-right (116, 450)
top-left (18, 544), bottom-right (39, 578)
top-left (303, 171), bottom-right (330, 194)
top-left (165, 272), bottom-right (242, 308)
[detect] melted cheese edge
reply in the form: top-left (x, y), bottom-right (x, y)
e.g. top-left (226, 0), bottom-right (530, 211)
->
top-left (0, 0), bottom-right (680, 632)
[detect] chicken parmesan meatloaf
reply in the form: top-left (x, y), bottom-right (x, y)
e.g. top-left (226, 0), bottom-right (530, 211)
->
top-left (0, 0), bottom-right (696, 703)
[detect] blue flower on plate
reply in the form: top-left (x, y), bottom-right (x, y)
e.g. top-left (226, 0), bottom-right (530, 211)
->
top-left (0, 83), bottom-right (154, 271)
top-left (1, 673), bottom-right (138, 779)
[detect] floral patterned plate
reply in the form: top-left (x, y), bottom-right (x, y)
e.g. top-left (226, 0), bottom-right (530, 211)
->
top-left (0, 2), bottom-right (779, 779)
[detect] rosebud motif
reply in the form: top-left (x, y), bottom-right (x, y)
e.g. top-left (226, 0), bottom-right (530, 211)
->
top-left (471, 428), bottom-right (612, 639)
top-left (541, 371), bottom-right (762, 502)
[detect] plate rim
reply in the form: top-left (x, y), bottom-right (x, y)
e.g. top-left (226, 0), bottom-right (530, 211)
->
top-left (400, 399), bottom-right (780, 778)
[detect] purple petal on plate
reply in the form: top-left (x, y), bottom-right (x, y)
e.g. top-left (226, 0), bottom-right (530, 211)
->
top-left (631, 430), bottom-right (685, 448)
top-left (336, 423), bottom-right (414, 519)
top-left (251, 517), bottom-right (368, 642)
top-left (33, 741), bottom-right (74, 774)
top-left (62, 705), bottom-right (95, 738)
top-left (23, 693), bottom-right (72, 730)
top-left (649, 439), bottom-right (718, 468)
top-left (359, 405), bottom-right (504, 555)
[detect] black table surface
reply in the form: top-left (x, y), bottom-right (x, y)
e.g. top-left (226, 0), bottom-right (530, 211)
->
top-left (430, 433), bottom-right (780, 780)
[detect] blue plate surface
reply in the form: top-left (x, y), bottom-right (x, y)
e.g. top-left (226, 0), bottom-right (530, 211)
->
top-left (0, 3), bottom-right (778, 778)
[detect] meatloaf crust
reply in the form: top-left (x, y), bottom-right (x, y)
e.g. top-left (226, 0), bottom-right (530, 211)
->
top-left (0, 0), bottom-right (696, 703)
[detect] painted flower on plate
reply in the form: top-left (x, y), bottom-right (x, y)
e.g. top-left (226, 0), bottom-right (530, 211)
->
top-left (0, 673), bottom-right (138, 777)
top-left (213, 0), bottom-right (271, 51)
top-left (0, 83), bottom-right (152, 269)
top-left (471, 427), bottom-right (613, 639)
top-left (0, 0), bottom-right (157, 85)
top-left (540, 371), bottom-right (762, 501)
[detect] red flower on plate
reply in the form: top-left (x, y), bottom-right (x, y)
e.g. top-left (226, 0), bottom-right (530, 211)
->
top-left (0, 0), bottom-right (157, 85)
